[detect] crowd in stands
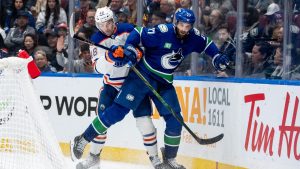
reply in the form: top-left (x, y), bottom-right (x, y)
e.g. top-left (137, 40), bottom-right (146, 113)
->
top-left (0, 0), bottom-right (299, 80)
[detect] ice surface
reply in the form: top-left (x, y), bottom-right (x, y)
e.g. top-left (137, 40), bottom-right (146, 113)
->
top-left (65, 156), bottom-right (152, 169)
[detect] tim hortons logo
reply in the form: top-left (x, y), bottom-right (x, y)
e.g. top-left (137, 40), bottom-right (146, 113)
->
top-left (244, 92), bottom-right (300, 160)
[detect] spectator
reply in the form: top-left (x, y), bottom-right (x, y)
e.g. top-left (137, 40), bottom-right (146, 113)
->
top-left (198, 0), bottom-right (206, 8)
top-left (0, 48), bottom-right (8, 58)
top-left (55, 22), bottom-right (68, 37)
top-left (44, 30), bottom-right (65, 72)
top-left (73, 0), bottom-right (94, 33)
top-left (110, 0), bottom-right (124, 14)
top-left (55, 22), bottom-right (68, 49)
top-left (115, 7), bottom-right (130, 23)
top-left (160, 0), bottom-right (176, 23)
top-left (209, 0), bottom-right (234, 14)
top-left (219, 27), bottom-right (234, 48)
top-left (205, 9), bottom-right (225, 42)
top-left (4, 0), bottom-right (36, 34)
top-left (269, 46), bottom-right (283, 79)
top-left (30, 0), bottom-right (47, 19)
top-left (225, 11), bottom-right (237, 37)
top-left (77, 8), bottom-right (98, 38)
top-left (96, 0), bottom-right (109, 8)
top-left (247, 0), bottom-right (273, 13)
top-left (72, 30), bottom-right (91, 60)
top-left (269, 24), bottom-right (283, 48)
top-left (35, 0), bottom-right (67, 36)
top-left (22, 33), bottom-right (38, 56)
top-left (34, 49), bottom-right (56, 72)
top-left (291, 12), bottom-right (300, 65)
top-left (179, 0), bottom-right (192, 9)
top-left (4, 10), bottom-right (36, 56)
top-left (145, 0), bottom-right (160, 15)
top-left (124, 0), bottom-right (137, 25)
top-left (241, 7), bottom-right (262, 53)
top-left (263, 3), bottom-right (283, 36)
top-left (217, 24), bottom-right (236, 76)
top-left (57, 43), bottom-right (94, 73)
top-left (6, 0), bottom-right (36, 13)
top-left (150, 10), bottom-right (167, 27)
top-left (243, 41), bottom-right (274, 78)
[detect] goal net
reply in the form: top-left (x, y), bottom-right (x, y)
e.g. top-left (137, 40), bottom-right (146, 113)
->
top-left (0, 57), bottom-right (65, 169)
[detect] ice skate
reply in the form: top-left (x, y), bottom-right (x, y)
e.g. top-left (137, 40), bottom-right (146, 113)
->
top-left (76, 153), bottom-right (100, 169)
top-left (149, 155), bottom-right (168, 169)
top-left (70, 135), bottom-right (89, 161)
top-left (160, 147), bottom-right (186, 169)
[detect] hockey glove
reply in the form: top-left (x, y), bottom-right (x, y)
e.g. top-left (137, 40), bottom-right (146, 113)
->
top-left (212, 54), bottom-right (230, 71)
top-left (110, 45), bottom-right (124, 58)
top-left (18, 50), bottom-right (41, 79)
top-left (107, 45), bottom-right (126, 67)
top-left (123, 44), bottom-right (142, 65)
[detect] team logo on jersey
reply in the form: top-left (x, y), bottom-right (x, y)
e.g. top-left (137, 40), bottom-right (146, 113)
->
top-left (164, 43), bottom-right (172, 49)
top-left (100, 104), bottom-right (106, 111)
top-left (161, 49), bottom-right (184, 69)
top-left (158, 24), bottom-right (168, 33)
top-left (126, 94), bottom-right (135, 101)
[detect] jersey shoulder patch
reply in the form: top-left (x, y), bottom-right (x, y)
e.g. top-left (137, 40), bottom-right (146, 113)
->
top-left (157, 24), bottom-right (168, 33)
top-left (193, 28), bottom-right (201, 36)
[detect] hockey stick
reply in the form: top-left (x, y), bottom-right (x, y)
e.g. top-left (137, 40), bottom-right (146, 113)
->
top-left (129, 64), bottom-right (224, 145)
top-left (69, 15), bottom-right (224, 145)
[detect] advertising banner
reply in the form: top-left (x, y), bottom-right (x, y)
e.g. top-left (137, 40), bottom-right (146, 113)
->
top-left (33, 76), bottom-right (300, 169)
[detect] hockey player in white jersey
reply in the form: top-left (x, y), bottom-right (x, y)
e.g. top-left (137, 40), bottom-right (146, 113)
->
top-left (73, 7), bottom-right (165, 169)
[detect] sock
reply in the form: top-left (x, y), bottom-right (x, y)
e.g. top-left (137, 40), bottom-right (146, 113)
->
top-left (90, 132), bottom-right (106, 155)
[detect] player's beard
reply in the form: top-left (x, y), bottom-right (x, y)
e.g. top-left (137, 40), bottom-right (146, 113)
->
top-left (175, 27), bottom-right (189, 39)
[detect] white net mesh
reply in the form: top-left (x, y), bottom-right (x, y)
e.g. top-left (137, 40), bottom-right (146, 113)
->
top-left (0, 57), bottom-right (65, 169)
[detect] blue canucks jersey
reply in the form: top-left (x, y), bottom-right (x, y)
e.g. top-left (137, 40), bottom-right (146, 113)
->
top-left (125, 23), bottom-right (220, 83)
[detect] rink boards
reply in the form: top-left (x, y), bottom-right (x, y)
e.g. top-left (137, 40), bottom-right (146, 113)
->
top-left (33, 74), bottom-right (300, 169)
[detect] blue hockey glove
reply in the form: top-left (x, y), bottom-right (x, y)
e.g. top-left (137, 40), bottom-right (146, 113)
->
top-left (123, 44), bottom-right (142, 65)
top-left (212, 54), bottom-right (230, 71)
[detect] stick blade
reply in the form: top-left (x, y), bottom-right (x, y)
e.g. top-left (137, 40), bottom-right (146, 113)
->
top-left (196, 133), bottom-right (224, 145)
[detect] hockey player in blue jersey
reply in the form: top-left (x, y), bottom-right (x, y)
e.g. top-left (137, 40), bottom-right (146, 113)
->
top-left (71, 8), bottom-right (230, 169)
top-left (72, 7), bottom-right (165, 169)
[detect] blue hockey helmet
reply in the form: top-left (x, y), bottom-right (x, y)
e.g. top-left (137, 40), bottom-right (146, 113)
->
top-left (175, 8), bottom-right (195, 25)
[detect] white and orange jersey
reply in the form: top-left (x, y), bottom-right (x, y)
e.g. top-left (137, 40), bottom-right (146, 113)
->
top-left (90, 23), bottom-right (135, 90)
